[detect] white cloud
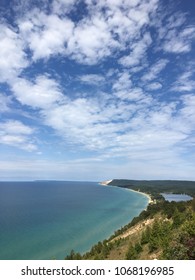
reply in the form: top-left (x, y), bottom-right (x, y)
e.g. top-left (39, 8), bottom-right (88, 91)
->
top-left (146, 82), bottom-right (162, 91)
top-left (51, 0), bottom-right (78, 15)
top-left (12, 75), bottom-right (65, 109)
top-left (171, 70), bottom-right (195, 92)
top-left (112, 71), bottom-right (152, 102)
top-left (142, 59), bottom-right (169, 82)
top-left (118, 32), bottom-right (152, 67)
top-left (0, 120), bottom-right (37, 151)
top-left (158, 14), bottom-right (195, 54)
top-left (180, 94), bottom-right (195, 125)
top-left (112, 72), bottom-right (132, 91)
top-left (163, 38), bottom-right (191, 53)
top-left (68, 17), bottom-right (118, 65)
top-left (15, 0), bottom-right (159, 65)
top-left (114, 88), bottom-right (148, 102)
top-left (17, 2), bottom-right (117, 64)
top-left (0, 94), bottom-right (11, 112)
top-left (13, 0), bottom-right (50, 14)
top-left (6, 79), bottom-right (195, 178)
top-left (128, 4), bottom-right (150, 26)
top-left (18, 12), bottom-right (74, 60)
top-left (18, 5), bottom-right (116, 64)
top-left (40, 88), bottom-right (178, 155)
top-left (0, 24), bottom-right (28, 83)
top-left (87, 0), bottom-right (158, 45)
top-left (42, 97), bottom-right (117, 150)
top-left (0, 120), bottom-right (34, 135)
top-left (40, 93), bottom-right (133, 150)
top-left (78, 74), bottom-right (105, 85)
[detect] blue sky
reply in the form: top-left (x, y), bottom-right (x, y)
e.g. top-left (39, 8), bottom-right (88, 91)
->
top-left (0, 0), bottom-right (195, 181)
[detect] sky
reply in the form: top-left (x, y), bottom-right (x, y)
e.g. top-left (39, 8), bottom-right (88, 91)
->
top-left (0, 0), bottom-right (195, 181)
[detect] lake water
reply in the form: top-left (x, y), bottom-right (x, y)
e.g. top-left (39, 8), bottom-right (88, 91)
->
top-left (0, 181), bottom-right (148, 260)
top-left (161, 193), bottom-right (192, 202)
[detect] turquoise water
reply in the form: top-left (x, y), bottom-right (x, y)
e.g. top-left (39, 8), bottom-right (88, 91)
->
top-left (0, 181), bottom-right (148, 260)
top-left (161, 193), bottom-right (192, 202)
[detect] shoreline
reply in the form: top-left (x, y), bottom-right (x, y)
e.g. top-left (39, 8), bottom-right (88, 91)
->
top-left (69, 181), bottom-right (153, 259)
top-left (76, 180), bottom-right (153, 256)
top-left (99, 179), bottom-right (153, 205)
top-left (127, 188), bottom-right (153, 204)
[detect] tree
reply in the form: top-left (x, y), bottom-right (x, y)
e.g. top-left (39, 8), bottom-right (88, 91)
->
top-left (134, 242), bottom-right (143, 254)
top-left (148, 220), bottom-right (161, 252)
top-left (172, 208), bottom-right (184, 228)
top-left (126, 243), bottom-right (138, 260)
top-left (191, 198), bottom-right (195, 212)
top-left (65, 250), bottom-right (82, 260)
top-left (141, 226), bottom-right (151, 244)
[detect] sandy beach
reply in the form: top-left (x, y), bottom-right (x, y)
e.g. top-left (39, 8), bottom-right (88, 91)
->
top-left (99, 180), bottom-right (113, 186)
top-left (127, 188), bottom-right (153, 204)
top-left (100, 179), bottom-right (153, 204)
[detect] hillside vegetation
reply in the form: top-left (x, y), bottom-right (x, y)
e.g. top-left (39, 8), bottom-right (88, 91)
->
top-left (65, 180), bottom-right (195, 260)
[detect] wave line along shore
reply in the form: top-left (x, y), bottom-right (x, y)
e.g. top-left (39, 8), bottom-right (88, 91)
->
top-left (99, 179), bottom-right (153, 204)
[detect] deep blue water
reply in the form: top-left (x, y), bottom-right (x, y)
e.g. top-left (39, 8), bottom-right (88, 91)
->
top-left (161, 193), bottom-right (192, 202)
top-left (0, 181), bottom-right (148, 260)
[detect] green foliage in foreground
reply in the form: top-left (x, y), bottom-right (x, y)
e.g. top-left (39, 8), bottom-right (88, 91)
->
top-left (163, 212), bottom-right (195, 259)
top-left (127, 200), bottom-right (195, 260)
top-left (65, 198), bottom-right (195, 260)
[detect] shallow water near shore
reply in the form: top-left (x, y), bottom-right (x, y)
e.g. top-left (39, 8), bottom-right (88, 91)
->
top-left (0, 181), bottom-right (148, 260)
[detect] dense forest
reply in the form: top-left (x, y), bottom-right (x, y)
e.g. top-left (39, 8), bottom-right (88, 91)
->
top-left (64, 180), bottom-right (195, 260)
top-left (108, 179), bottom-right (195, 200)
